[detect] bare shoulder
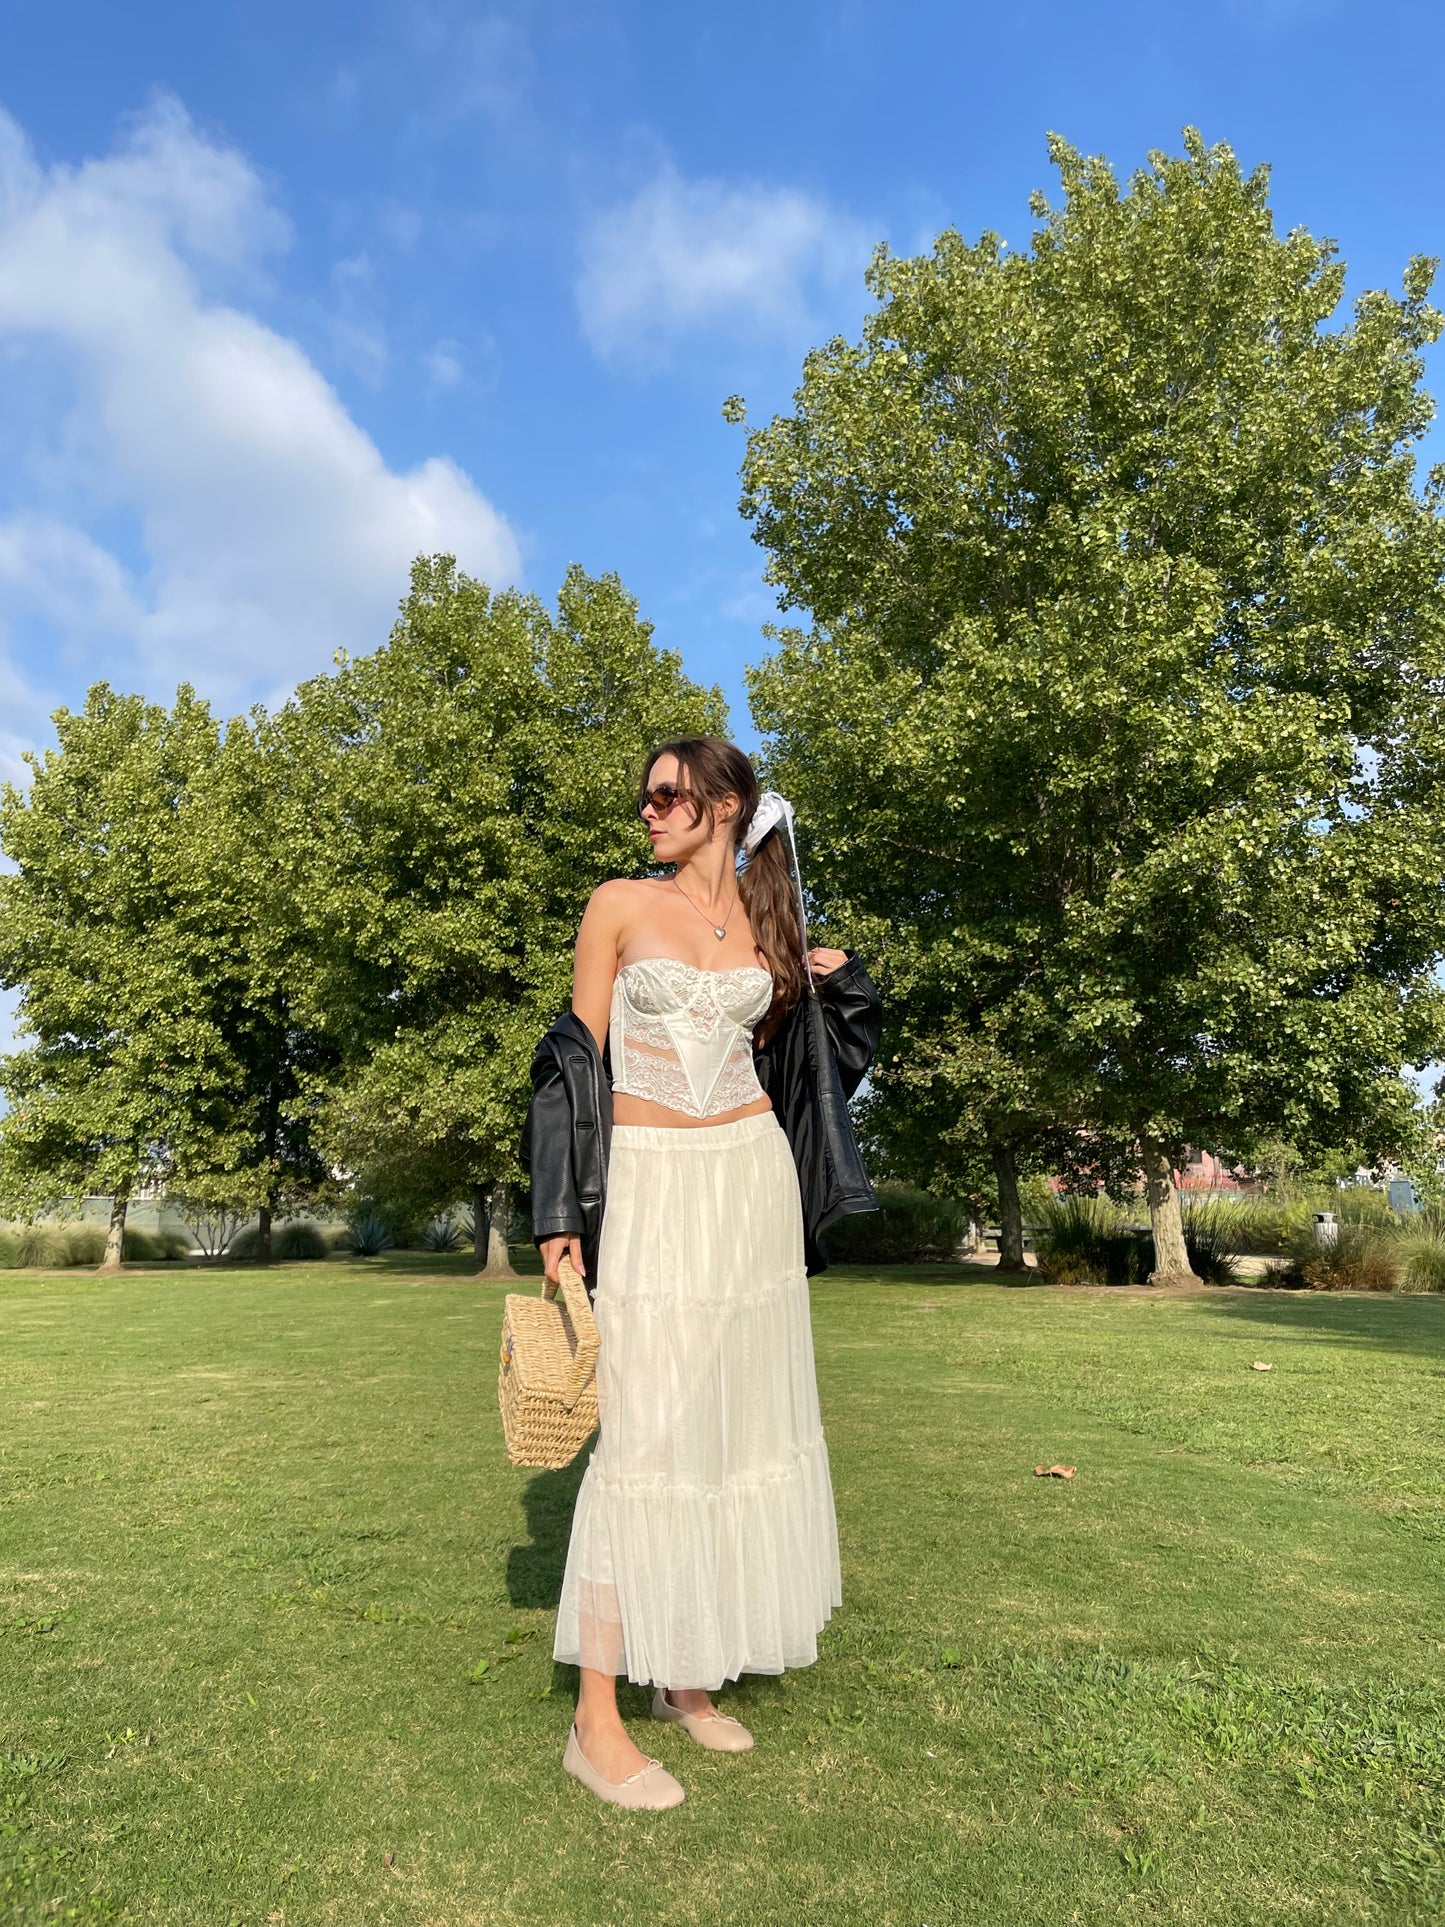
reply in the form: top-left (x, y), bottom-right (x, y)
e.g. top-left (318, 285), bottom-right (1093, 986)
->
top-left (590, 876), bottom-right (660, 901)
top-left (585, 876), bottom-right (659, 916)
top-left (579, 876), bottom-right (659, 938)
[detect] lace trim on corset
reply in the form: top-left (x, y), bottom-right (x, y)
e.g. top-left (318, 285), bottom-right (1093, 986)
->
top-left (610, 959), bottom-right (773, 1120)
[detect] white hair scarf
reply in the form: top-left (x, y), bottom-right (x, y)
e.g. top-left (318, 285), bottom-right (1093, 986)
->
top-left (741, 789), bottom-right (813, 987)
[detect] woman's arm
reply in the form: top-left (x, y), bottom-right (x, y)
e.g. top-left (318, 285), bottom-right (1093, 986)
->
top-left (571, 880), bottom-right (629, 1051)
top-left (538, 883), bottom-right (628, 1284)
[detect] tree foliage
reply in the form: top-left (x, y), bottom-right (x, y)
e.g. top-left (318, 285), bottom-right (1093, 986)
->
top-left (739, 131), bottom-right (1445, 1272)
top-left (0, 559), bottom-right (721, 1268)
top-left (0, 687), bottom-right (224, 1252)
top-left (279, 557), bottom-right (725, 1252)
top-left (0, 686), bottom-right (335, 1261)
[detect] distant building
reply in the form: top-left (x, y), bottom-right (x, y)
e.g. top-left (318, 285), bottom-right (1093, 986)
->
top-left (1175, 1148), bottom-right (1259, 1195)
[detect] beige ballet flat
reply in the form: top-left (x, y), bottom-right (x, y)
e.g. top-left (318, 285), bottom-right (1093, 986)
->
top-left (563, 1723), bottom-right (686, 1808)
top-left (652, 1688), bottom-right (755, 1752)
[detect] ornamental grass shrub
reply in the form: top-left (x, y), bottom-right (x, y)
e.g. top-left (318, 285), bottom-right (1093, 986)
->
top-left (16, 1223), bottom-right (69, 1267)
top-left (1210, 1197), bottom-right (1302, 1255)
top-left (1333, 1187), bottom-right (1402, 1230)
top-left (121, 1225), bottom-right (188, 1262)
top-left (825, 1187), bottom-right (971, 1264)
top-left (1033, 1195), bottom-right (1153, 1287)
top-left (1179, 1200), bottom-right (1245, 1286)
top-left (0, 1221), bottom-right (102, 1267)
top-left (1396, 1206), bottom-right (1445, 1293)
top-left (225, 1220), bottom-right (329, 1261)
top-left (1266, 1220), bottom-right (1402, 1293)
top-left (0, 1219), bottom-right (187, 1267)
top-left (273, 1220), bottom-right (329, 1261)
top-left (0, 1223), bottom-right (67, 1268)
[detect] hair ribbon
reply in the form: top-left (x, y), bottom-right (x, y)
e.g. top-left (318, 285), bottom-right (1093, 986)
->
top-left (741, 790), bottom-right (813, 988)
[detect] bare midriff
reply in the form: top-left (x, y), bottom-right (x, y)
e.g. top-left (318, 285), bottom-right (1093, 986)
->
top-left (612, 1091), bottom-right (774, 1130)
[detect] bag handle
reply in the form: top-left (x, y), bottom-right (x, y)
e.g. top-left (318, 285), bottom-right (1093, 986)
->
top-left (542, 1252), bottom-right (599, 1411)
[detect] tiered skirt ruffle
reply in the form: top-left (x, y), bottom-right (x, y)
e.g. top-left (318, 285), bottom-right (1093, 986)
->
top-left (552, 1111), bottom-right (842, 1689)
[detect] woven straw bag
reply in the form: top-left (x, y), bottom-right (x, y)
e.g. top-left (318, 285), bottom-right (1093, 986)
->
top-left (498, 1254), bottom-right (600, 1469)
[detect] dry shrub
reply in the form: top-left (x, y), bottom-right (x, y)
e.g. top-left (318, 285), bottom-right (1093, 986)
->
top-left (1035, 1252), bottom-right (1110, 1288)
top-left (1276, 1221), bottom-right (1401, 1293)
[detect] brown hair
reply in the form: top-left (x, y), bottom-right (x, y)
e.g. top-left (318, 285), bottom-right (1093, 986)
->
top-left (639, 735), bottom-right (807, 1019)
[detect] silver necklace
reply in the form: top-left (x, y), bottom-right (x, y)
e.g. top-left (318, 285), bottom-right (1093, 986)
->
top-left (671, 873), bottom-right (736, 941)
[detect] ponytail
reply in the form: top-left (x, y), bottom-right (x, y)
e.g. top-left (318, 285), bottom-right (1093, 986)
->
top-left (739, 828), bottom-right (807, 1023)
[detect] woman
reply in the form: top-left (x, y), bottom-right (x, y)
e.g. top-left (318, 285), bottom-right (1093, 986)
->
top-left (521, 736), bottom-right (880, 1809)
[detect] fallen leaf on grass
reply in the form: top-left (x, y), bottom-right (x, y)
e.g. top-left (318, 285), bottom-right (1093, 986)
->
top-left (384, 1851), bottom-right (395, 1867)
top-left (1251, 1362), bottom-right (1274, 1372)
top-left (1034, 1465), bottom-right (1076, 1479)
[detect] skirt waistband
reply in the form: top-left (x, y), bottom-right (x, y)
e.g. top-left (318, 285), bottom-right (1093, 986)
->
top-left (611, 1109), bottom-right (783, 1152)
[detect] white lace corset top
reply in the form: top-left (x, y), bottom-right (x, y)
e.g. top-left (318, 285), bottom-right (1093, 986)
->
top-left (609, 957), bottom-right (774, 1120)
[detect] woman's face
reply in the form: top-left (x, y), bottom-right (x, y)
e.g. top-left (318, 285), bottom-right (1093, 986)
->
top-left (641, 754), bottom-right (737, 865)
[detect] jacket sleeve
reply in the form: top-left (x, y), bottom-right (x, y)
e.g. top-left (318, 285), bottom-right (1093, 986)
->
top-left (519, 1039), bottom-right (584, 1245)
top-left (814, 951), bottom-right (882, 1100)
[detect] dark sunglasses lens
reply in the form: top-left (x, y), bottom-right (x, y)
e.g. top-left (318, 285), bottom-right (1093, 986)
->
top-left (640, 785), bottom-right (681, 817)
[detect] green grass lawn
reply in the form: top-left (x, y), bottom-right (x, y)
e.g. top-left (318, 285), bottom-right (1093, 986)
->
top-left (3, 1257), bottom-right (1444, 1926)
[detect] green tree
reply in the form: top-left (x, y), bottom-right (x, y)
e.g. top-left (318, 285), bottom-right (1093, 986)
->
top-left (163, 713), bottom-right (337, 1261)
top-left (0, 689), bottom-right (338, 1268)
top-left (0, 687), bottom-right (224, 1267)
top-left (739, 131), bottom-right (1445, 1281)
top-left (286, 557), bottom-right (725, 1274)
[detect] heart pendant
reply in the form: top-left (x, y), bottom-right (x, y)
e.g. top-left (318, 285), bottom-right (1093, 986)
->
top-left (714, 927), bottom-right (726, 940)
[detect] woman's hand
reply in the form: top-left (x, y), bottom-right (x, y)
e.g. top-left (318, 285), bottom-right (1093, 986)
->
top-left (808, 946), bottom-right (849, 980)
top-left (541, 1234), bottom-right (586, 1285)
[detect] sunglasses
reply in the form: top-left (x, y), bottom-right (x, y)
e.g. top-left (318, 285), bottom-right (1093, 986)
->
top-left (638, 783), bottom-right (694, 819)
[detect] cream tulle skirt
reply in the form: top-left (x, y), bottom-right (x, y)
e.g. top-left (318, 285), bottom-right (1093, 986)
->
top-left (552, 1110), bottom-right (842, 1690)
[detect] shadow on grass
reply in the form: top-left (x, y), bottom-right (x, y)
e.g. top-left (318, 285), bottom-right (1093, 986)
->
top-left (506, 1443), bottom-right (596, 1609)
top-left (1197, 1286), bottom-right (1445, 1359)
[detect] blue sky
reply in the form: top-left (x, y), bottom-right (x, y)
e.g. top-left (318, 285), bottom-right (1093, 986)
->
top-left (2, 0), bottom-right (1443, 781)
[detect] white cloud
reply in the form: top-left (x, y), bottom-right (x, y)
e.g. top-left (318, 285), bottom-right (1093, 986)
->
top-left (720, 582), bottom-right (778, 626)
top-left (327, 250), bottom-right (389, 386)
top-left (0, 95), bottom-right (520, 717)
top-left (424, 341), bottom-right (464, 389)
top-left (576, 160), bottom-right (868, 362)
top-left (0, 645), bottom-right (52, 787)
top-left (404, 6), bottom-right (534, 134)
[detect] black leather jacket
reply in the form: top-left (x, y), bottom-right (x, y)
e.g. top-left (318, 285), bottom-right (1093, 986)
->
top-left (519, 1010), bottom-right (613, 1287)
top-left (519, 953), bottom-right (882, 1290)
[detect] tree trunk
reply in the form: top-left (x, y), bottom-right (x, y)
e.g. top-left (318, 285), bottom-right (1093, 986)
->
top-left (479, 1180), bottom-right (518, 1279)
top-left (990, 1140), bottom-right (1027, 1278)
top-left (258, 1082), bottom-right (279, 1265)
top-left (472, 1182), bottom-right (489, 1269)
top-left (98, 1190), bottom-right (128, 1274)
top-left (1141, 1138), bottom-right (1201, 1286)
